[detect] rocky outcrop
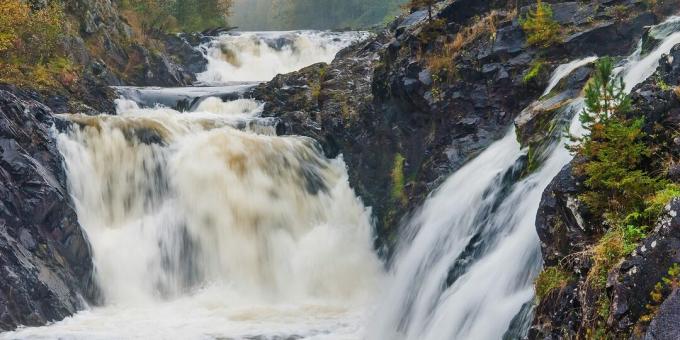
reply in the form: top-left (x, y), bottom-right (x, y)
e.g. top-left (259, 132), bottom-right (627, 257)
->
top-left (249, 0), bottom-right (670, 254)
top-left (15, 0), bottom-right (208, 115)
top-left (0, 87), bottom-right (94, 330)
top-left (531, 43), bottom-right (680, 339)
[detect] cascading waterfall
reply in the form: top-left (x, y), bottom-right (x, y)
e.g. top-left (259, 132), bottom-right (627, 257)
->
top-left (4, 33), bottom-right (382, 340)
top-left (368, 17), bottom-right (680, 340)
top-left (5, 17), bottom-right (680, 340)
top-left (196, 31), bottom-right (370, 84)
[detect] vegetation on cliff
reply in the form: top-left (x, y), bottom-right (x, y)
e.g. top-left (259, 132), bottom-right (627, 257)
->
top-left (0, 1), bottom-right (75, 89)
top-left (534, 56), bottom-right (680, 337)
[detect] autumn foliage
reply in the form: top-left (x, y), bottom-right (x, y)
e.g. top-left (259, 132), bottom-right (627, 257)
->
top-left (0, 0), bottom-right (69, 88)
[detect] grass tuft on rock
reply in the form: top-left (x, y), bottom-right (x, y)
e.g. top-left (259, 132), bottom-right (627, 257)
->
top-left (535, 266), bottom-right (571, 300)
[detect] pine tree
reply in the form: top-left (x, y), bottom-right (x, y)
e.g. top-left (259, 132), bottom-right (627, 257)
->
top-left (572, 57), bottom-right (661, 223)
top-left (520, 0), bottom-right (560, 47)
top-left (580, 57), bottom-right (631, 130)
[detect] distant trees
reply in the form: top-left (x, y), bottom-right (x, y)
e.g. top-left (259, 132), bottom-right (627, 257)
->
top-left (229, 0), bottom-right (406, 30)
top-left (120, 0), bottom-right (234, 33)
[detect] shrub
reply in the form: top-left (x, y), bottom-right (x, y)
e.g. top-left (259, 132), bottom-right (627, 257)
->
top-left (425, 12), bottom-right (499, 81)
top-left (588, 226), bottom-right (642, 288)
top-left (391, 153), bottom-right (407, 206)
top-left (523, 60), bottom-right (544, 83)
top-left (520, 0), bottom-right (560, 48)
top-left (0, 1), bottom-right (68, 88)
top-left (0, 0), bottom-right (30, 53)
top-left (535, 266), bottom-right (571, 300)
top-left (120, 0), bottom-right (233, 33)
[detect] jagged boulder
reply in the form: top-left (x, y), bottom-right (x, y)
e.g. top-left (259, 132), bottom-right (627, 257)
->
top-left (0, 89), bottom-right (93, 331)
top-left (609, 199), bottom-right (680, 333)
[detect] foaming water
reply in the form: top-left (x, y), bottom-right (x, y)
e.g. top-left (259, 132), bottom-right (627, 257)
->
top-left (196, 31), bottom-right (370, 84)
top-left (543, 56), bottom-right (598, 96)
top-left (368, 16), bottom-right (680, 340)
top-left (4, 97), bottom-right (382, 339)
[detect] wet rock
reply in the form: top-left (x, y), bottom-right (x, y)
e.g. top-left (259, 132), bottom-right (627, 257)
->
top-left (0, 89), bottom-right (94, 331)
top-left (645, 289), bottom-right (680, 340)
top-left (163, 34), bottom-right (209, 76)
top-left (609, 199), bottom-right (680, 332)
top-left (535, 162), bottom-right (595, 268)
top-left (563, 12), bottom-right (655, 58)
top-left (515, 63), bottom-right (594, 147)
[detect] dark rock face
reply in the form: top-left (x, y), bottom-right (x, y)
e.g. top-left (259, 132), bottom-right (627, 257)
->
top-left (562, 12), bottom-right (656, 58)
top-left (0, 89), bottom-right (93, 331)
top-left (646, 289), bottom-right (680, 340)
top-left (534, 162), bottom-right (594, 268)
top-left (609, 199), bottom-right (680, 334)
top-left (249, 0), bottom-right (670, 255)
top-left (249, 7), bottom-right (543, 253)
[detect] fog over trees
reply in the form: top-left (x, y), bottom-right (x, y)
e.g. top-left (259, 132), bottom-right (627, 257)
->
top-left (229, 0), bottom-right (407, 30)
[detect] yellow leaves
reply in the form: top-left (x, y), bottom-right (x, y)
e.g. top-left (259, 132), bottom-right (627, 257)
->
top-left (0, 1), bottom-right (69, 89)
top-left (520, 0), bottom-right (561, 48)
top-left (0, 0), bottom-right (31, 52)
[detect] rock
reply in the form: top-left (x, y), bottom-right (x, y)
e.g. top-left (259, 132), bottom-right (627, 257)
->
top-left (609, 199), bottom-right (680, 332)
top-left (645, 289), bottom-right (680, 340)
top-left (0, 89), bottom-right (94, 331)
top-left (515, 63), bottom-right (594, 147)
top-left (535, 162), bottom-right (595, 268)
top-left (492, 24), bottom-right (525, 55)
top-left (563, 12), bottom-right (655, 58)
top-left (530, 283), bottom-right (581, 338)
top-left (162, 34), bottom-right (209, 76)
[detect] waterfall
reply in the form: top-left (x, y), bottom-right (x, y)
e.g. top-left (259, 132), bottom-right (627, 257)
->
top-left (367, 17), bottom-right (680, 340)
top-left (196, 31), bottom-right (370, 84)
top-left (4, 33), bottom-right (381, 340)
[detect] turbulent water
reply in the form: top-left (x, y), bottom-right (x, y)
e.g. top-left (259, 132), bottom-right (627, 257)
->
top-left (5, 31), bottom-right (382, 340)
top-left (5, 18), bottom-right (680, 340)
top-left (196, 31), bottom-right (370, 84)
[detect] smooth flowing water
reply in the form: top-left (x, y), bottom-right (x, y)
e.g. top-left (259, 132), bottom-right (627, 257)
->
top-left (4, 18), bottom-right (680, 340)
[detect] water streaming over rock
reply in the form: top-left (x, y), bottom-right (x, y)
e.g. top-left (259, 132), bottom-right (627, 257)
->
top-left (367, 17), bottom-right (680, 340)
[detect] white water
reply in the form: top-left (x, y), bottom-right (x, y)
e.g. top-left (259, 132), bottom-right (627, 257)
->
top-left (367, 17), bottom-right (680, 340)
top-left (5, 33), bottom-right (382, 340)
top-left (197, 31), bottom-right (370, 84)
top-left (543, 56), bottom-right (598, 96)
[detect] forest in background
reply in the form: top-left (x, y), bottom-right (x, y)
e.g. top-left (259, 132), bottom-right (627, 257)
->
top-left (230, 0), bottom-right (407, 30)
